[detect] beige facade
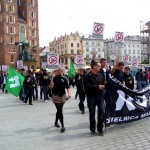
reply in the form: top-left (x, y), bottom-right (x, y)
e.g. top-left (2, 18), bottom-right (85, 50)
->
top-left (49, 32), bottom-right (83, 69)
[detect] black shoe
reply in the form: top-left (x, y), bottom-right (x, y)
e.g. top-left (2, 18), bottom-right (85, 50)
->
top-left (54, 122), bottom-right (60, 128)
top-left (98, 130), bottom-right (104, 136)
top-left (29, 103), bottom-right (33, 105)
top-left (60, 127), bottom-right (65, 132)
top-left (24, 101), bottom-right (27, 104)
top-left (81, 110), bottom-right (85, 114)
top-left (91, 131), bottom-right (97, 135)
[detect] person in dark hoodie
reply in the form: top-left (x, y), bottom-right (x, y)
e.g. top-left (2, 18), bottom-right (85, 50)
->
top-left (39, 69), bottom-right (50, 102)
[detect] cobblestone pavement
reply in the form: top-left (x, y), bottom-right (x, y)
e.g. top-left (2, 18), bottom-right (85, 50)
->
top-left (0, 88), bottom-right (150, 150)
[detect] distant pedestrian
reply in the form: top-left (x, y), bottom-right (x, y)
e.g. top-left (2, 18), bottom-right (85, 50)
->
top-left (32, 69), bottom-right (38, 100)
top-left (24, 70), bottom-right (35, 105)
top-left (1, 72), bottom-right (8, 94)
top-left (51, 67), bottom-right (71, 133)
top-left (75, 68), bottom-right (85, 114)
top-left (136, 69), bottom-right (143, 90)
top-left (148, 69), bottom-right (150, 83)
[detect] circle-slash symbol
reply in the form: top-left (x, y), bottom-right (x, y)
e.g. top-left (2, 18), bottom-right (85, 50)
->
top-left (116, 34), bottom-right (123, 42)
top-left (94, 25), bottom-right (103, 34)
top-left (49, 56), bottom-right (57, 65)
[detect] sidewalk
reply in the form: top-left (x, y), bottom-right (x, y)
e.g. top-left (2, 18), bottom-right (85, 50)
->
top-left (0, 88), bottom-right (149, 150)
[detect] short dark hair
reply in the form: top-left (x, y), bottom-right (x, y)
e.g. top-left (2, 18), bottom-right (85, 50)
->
top-left (91, 61), bottom-right (98, 69)
top-left (21, 68), bottom-right (25, 71)
top-left (28, 70), bottom-right (32, 74)
top-left (118, 62), bottom-right (125, 66)
top-left (124, 66), bottom-right (130, 70)
top-left (100, 58), bottom-right (107, 63)
top-left (33, 69), bottom-right (36, 71)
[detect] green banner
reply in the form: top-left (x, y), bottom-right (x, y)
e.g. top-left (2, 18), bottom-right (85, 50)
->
top-left (6, 67), bottom-right (25, 97)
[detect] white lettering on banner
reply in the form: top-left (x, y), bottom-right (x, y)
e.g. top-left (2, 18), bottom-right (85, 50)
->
top-left (9, 76), bottom-right (20, 88)
top-left (106, 116), bottom-right (139, 124)
top-left (140, 112), bottom-right (150, 118)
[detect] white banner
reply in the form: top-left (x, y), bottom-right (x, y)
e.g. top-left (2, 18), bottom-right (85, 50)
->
top-left (47, 53), bottom-right (59, 69)
top-left (92, 22), bottom-right (104, 39)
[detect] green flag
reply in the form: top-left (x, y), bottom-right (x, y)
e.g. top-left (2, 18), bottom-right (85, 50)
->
top-left (6, 67), bottom-right (25, 97)
top-left (68, 59), bottom-right (75, 78)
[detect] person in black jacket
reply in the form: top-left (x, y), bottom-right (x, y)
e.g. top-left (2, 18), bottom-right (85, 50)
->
top-left (84, 62), bottom-right (105, 136)
top-left (51, 67), bottom-right (71, 133)
top-left (39, 69), bottom-right (50, 102)
top-left (24, 70), bottom-right (35, 105)
top-left (75, 68), bottom-right (85, 114)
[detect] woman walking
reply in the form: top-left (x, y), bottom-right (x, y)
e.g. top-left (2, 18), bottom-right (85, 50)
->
top-left (50, 67), bottom-right (71, 132)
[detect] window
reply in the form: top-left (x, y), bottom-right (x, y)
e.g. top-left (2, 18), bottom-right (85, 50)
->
top-left (30, 0), bottom-right (34, 6)
top-left (77, 50), bottom-right (80, 54)
top-left (129, 49), bottom-right (131, 54)
top-left (97, 42), bottom-right (100, 46)
top-left (19, 25), bottom-right (26, 42)
top-left (86, 42), bottom-right (89, 45)
top-left (92, 42), bottom-right (95, 45)
top-left (9, 5), bottom-right (12, 13)
top-left (128, 44), bottom-right (130, 47)
top-left (124, 49), bottom-right (126, 54)
top-left (92, 48), bottom-right (95, 51)
top-left (86, 54), bottom-right (89, 58)
top-left (0, 15), bottom-right (2, 22)
top-left (10, 26), bottom-right (13, 33)
top-left (137, 45), bottom-right (139, 48)
top-left (98, 54), bottom-right (101, 58)
top-left (86, 48), bottom-right (89, 52)
top-left (65, 44), bottom-right (66, 48)
top-left (10, 37), bottom-right (14, 44)
top-left (71, 49), bottom-right (74, 54)
top-left (32, 30), bottom-right (35, 37)
top-left (71, 43), bottom-right (73, 47)
top-left (0, 36), bottom-right (2, 43)
top-left (133, 45), bottom-right (134, 47)
top-left (9, 16), bottom-right (13, 23)
top-left (31, 20), bottom-right (34, 27)
top-left (32, 40), bottom-right (35, 46)
top-left (138, 50), bottom-right (140, 54)
top-left (77, 43), bottom-right (79, 47)
top-left (98, 48), bottom-right (100, 52)
top-left (31, 11), bottom-right (34, 18)
top-left (129, 56), bottom-right (131, 61)
top-left (133, 50), bottom-right (135, 54)
top-left (65, 58), bottom-right (68, 64)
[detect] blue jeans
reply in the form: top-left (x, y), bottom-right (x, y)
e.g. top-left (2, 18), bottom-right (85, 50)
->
top-left (33, 84), bottom-right (38, 99)
top-left (137, 81), bottom-right (142, 90)
top-left (42, 86), bottom-right (48, 100)
top-left (87, 95), bottom-right (105, 132)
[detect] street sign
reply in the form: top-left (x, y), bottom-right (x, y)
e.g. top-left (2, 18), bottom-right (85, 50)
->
top-left (47, 53), bottom-right (59, 69)
top-left (114, 32), bottom-right (124, 44)
top-left (123, 54), bottom-right (129, 62)
top-left (2, 65), bottom-right (9, 71)
top-left (131, 58), bottom-right (138, 67)
top-left (75, 55), bottom-right (84, 68)
top-left (41, 62), bottom-right (47, 69)
top-left (110, 54), bottom-right (116, 60)
top-left (92, 22), bottom-right (104, 39)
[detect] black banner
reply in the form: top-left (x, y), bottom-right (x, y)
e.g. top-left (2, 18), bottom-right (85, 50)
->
top-left (106, 74), bottom-right (150, 125)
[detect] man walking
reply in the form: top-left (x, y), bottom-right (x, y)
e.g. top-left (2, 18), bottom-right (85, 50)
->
top-left (84, 62), bottom-right (105, 136)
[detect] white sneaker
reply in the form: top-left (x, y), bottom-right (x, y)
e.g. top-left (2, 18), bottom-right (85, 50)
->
top-left (45, 100), bottom-right (48, 103)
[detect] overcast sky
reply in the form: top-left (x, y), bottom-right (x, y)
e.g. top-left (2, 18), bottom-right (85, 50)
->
top-left (38, 0), bottom-right (150, 47)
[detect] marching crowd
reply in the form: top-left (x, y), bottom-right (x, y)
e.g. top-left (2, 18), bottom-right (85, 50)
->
top-left (0, 59), bottom-right (150, 136)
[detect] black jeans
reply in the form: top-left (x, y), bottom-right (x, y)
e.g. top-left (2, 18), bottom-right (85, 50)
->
top-left (2, 84), bottom-right (8, 93)
top-left (25, 87), bottom-right (33, 104)
top-left (78, 91), bottom-right (85, 111)
top-left (87, 95), bottom-right (105, 132)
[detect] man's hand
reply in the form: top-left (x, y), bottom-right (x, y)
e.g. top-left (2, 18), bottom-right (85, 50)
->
top-left (99, 85), bottom-right (105, 90)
